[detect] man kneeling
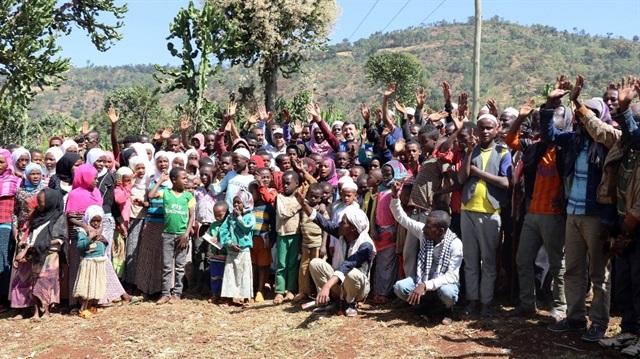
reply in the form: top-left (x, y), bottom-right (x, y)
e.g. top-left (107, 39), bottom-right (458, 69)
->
top-left (390, 180), bottom-right (463, 325)
top-left (296, 191), bottom-right (375, 317)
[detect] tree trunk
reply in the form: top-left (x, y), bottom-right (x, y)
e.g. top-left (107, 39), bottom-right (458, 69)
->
top-left (471, 0), bottom-right (482, 122)
top-left (263, 59), bottom-right (278, 112)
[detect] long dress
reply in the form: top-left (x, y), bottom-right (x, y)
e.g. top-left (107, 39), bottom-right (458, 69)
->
top-left (98, 215), bottom-right (126, 304)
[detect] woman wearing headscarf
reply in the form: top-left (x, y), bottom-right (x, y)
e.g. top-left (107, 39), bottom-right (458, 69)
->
top-left (0, 149), bottom-right (21, 312)
top-left (61, 140), bottom-right (79, 154)
top-left (370, 160), bottom-right (407, 304)
top-left (124, 156), bottom-right (148, 290)
top-left (13, 163), bottom-right (45, 239)
top-left (309, 124), bottom-right (336, 158)
top-left (11, 147), bottom-right (31, 179)
top-left (43, 147), bottom-right (64, 178)
top-left (10, 188), bottom-right (67, 319)
top-left (134, 151), bottom-right (171, 296)
top-left (298, 195), bottom-right (376, 317)
top-left (317, 157), bottom-right (338, 186)
top-left (86, 148), bottom-right (129, 305)
top-left (48, 152), bottom-right (82, 197)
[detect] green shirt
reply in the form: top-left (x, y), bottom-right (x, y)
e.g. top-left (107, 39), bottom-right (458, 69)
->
top-left (157, 189), bottom-right (195, 235)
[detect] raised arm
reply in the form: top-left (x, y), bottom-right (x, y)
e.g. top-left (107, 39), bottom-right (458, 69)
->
top-left (571, 75), bottom-right (621, 149)
top-left (296, 190), bottom-right (340, 239)
top-left (107, 108), bottom-right (120, 160)
top-left (389, 182), bottom-right (424, 239)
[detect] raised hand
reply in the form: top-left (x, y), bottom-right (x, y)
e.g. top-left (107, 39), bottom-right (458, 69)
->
top-left (458, 92), bottom-right (469, 119)
top-left (306, 103), bottom-right (320, 120)
top-left (360, 125), bottom-right (367, 141)
top-left (442, 81), bottom-right (451, 103)
top-left (258, 105), bottom-right (268, 122)
top-left (618, 76), bottom-right (640, 112)
top-left (451, 109), bottom-right (463, 132)
top-left (227, 101), bottom-right (238, 118)
top-left (159, 170), bottom-right (170, 183)
top-left (393, 101), bottom-right (406, 114)
top-left (486, 98), bottom-right (499, 117)
top-left (161, 126), bottom-right (173, 140)
top-left (384, 82), bottom-right (396, 97)
top-left (547, 75), bottom-right (572, 107)
top-left (360, 103), bottom-right (370, 124)
top-left (248, 112), bottom-right (259, 125)
top-left (179, 115), bottom-right (190, 132)
top-left (415, 86), bottom-right (427, 108)
top-left (281, 108), bottom-right (292, 124)
top-left (81, 121), bottom-right (90, 136)
top-left (429, 110), bottom-right (449, 123)
top-left (374, 108), bottom-right (383, 123)
top-left (108, 108), bottom-right (120, 124)
top-left (293, 120), bottom-right (303, 134)
top-left (518, 98), bottom-right (537, 118)
top-left (153, 129), bottom-right (163, 142)
top-left (294, 189), bottom-right (305, 206)
top-left (569, 74), bottom-right (584, 107)
top-left (390, 180), bottom-right (403, 198)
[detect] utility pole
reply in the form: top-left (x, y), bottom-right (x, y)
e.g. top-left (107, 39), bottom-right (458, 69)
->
top-left (471, 0), bottom-right (482, 121)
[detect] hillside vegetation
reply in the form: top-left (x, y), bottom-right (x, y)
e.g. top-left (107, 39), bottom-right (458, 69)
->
top-left (29, 17), bottom-right (640, 126)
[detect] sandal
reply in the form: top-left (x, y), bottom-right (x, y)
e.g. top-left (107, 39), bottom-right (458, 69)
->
top-left (129, 296), bottom-right (143, 305)
top-left (78, 310), bottom-right (93, 319)
top-left (370, 295), bottom-right (391, 305)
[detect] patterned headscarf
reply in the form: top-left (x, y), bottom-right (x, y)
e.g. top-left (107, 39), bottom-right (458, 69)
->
top-left (380, 160), bottom-right (407, 191)
top-left (236, 189), bottom-right (254, 214)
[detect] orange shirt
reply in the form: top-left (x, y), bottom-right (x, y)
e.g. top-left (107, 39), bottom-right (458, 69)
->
top-left (505, 133), bottom-right (565, 215)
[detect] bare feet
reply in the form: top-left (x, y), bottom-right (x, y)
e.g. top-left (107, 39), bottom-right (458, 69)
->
top-left (273, 294), bottom-right (284, 305)
top-left (284, 292), bottom-right (295, 302)
top-left (156, 295), bottom-right (171, 305)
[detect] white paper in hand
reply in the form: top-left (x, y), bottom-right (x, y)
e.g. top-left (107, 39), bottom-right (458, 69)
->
top-left (202, 233), bottom-right (222, 249)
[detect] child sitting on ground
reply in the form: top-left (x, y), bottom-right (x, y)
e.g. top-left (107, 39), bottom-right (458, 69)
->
top-left (73, 205), bottom-right (108, 319)
top-left (220, 191), bottom-right (256, 308)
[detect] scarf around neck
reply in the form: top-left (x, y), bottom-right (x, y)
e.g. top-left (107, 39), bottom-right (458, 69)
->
top-left (417, 229), bottom-right (456, 283)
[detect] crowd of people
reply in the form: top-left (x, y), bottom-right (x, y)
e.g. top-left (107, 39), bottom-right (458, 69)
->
top-left (0, 74), bottom-right (639, 357)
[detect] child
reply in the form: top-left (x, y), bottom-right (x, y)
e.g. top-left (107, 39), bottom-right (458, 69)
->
top-left (356, 173), bottom-right (369, 207)
top-left (73, 205), bottom-right (108, 319)
top-left (320, 182), bottom-right (334, 207)
top-left (370, 160), bottom-right (406, 304)
top-left (335, 151), bottom-right (351, 177)
top-left (125, 156), bottom-right (148, 291)
top-left (113, 166), bottom-right (134, 279)
top-left (328, 178), bottom-right (359, 267)
top-left (396, 180), bottom-right (414, 278)
top-left (208, 201), bottom-right (230, 304)
top-left (248, 181), bottom-right (276, 303)
top-left (221, 191), bottom-right (255, 308)
top-left (273, 171), bottom-right (302, 304)
top-left (149, 167), bottom-right (196, 305)
top-left (295, 183), bottom-right (329, 302)
top-left (193, 165), bottom-right (216, 296)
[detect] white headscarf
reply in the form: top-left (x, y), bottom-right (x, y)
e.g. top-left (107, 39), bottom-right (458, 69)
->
top-left (61, 140), bottom-right (78, 154)
top-left (332, 206), bottom-right (376, 270)
top-left (172, 152), bottom-right (187, 169)
top-left (128, 155), bottom-right (149, 189)
top-left (11, 147), bottom-right (31, 173)
top-left (143, 143), bottom-right (155, 162)
top-left (86, 148), bottom-right (108, 177)
top-left (44, 147), bottom-right (64, 176)
top-left (153, 151), bottom-right (172, 188)
top-left (82, 205), bottom-right (104, 227)
top-left (185, 148), bottom-right (199, 161)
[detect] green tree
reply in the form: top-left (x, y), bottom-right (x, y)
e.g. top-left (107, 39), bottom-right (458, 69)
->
top-left (207, 0), bottom-right (339, 111)
top-left (154, 1), bottom-right (234, 132)
top-left (103, 85), bottom-right (172, 137)
top-left (364, 52), bottom-right (426, 104)
top-left (0, 0), bottom-right (127, 145)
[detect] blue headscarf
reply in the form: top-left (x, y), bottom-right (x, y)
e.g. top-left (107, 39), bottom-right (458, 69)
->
top-left (24, 162), bottom-right (43, 192)
top-left (379, 160), bottom-right (407, 192)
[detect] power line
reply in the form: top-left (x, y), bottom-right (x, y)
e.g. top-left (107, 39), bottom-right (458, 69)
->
top-left (420, 0), bottom-right (448, 26)
top-left (347, 0), bottom-right (380, 42)
top-left (380, 0), bottom-right (412, 33)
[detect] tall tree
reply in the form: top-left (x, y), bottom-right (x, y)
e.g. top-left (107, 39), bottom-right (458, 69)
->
top-left (154, 1), bottom-right (234, 132)
top-left (0, 0), bottom-right (127, 145)
top-left (206, 0), bottom-right (339, 111)
top-left (364, 52), bottom-right (426, 104)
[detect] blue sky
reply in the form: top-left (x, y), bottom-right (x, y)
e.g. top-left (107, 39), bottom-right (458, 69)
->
top-left (58, 0), bottom-right (640, 67)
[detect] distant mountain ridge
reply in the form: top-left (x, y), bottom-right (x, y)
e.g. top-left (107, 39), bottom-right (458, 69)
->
top-left (29, 17), bottom-right (640, 121)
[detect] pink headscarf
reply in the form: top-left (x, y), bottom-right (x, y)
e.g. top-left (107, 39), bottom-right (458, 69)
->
top-left (310, 124), bottom-right (336, 157)
top-left (0, 149), bottom-right (20, 197)
top-left (319, 157), bottom-right (338, 186)
top-left (105, 151), bottom-right (117, 171)
top-left (191, 133), bottom-right (205, 150)
top-left (66, 164), bottom-right (103, 214)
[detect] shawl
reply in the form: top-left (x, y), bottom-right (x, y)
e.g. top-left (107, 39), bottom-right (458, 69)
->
top-left (11, 147), bottom-right (30, 173)
top-left (143, 143), bottom-right (156, 161)
top-left (0, 149), bottom-right (20, 197)
top-left (31, 188), bottom-right (67, 262)
top-left (417, 229), bottom-right (456, 283)
top-left (66, 164), bottom-right (102, 214)
top-left (61, 140), bottom-right (78, 153)
top-left (318, 157), bottom-right (338, 186)
top-left (310, 124), bottom-right (336, 157)
top-left (87, 148), bottom-right (108, 177)
top-left (333, 205), bottom-right (377, 271)
top-left (153, 151), bottom-right (173, 187)
top-left (23, 162), bottom-right (43, 192)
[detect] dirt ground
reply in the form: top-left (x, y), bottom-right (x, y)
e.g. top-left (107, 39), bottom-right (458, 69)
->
top-left (0, 293), bottom-right (624, 359)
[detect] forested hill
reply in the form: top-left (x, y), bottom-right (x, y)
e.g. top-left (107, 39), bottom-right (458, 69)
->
top-left (30, 17), bottom-right (640, 121)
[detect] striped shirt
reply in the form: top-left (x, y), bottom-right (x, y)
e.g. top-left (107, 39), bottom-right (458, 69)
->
top-left (253, 204), bottom-right (276, 238)
top-left (410, 157), bottom-right (448, 211)
top-left (301, 209), bottom-right (328, 248)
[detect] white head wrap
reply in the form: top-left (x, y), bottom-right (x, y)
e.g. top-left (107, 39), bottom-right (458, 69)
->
top-left (83, 205), bottom-right (104, 226)
top-left (87, 148), bottom-right (108, 177)
top-left (11, 147), bottom-right (30, 173)
top-left (502, 107), bottom-right (519, 119)
top-left (477, 114), bottom-right (499, 126)
top-left (61, 140), bottom-right (78, 154)
top-left (44, 147), bottom-right (64, 176)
